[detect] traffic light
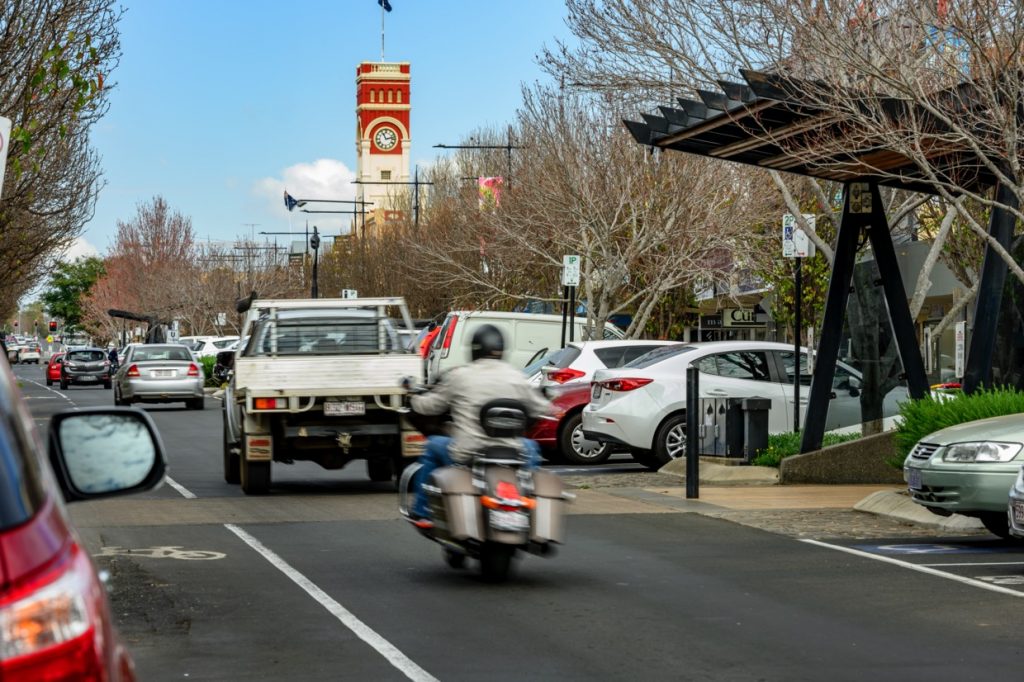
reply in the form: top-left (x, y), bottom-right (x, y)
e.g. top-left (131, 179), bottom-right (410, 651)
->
top-left (48, 320), bottom-right (57, 332)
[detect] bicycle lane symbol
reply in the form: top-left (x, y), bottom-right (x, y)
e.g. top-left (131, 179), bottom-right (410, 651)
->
top-left (96, 546), bottom-right (226, 560)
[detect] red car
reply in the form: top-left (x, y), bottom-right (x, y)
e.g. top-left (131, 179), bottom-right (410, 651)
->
top-left (0, 361), bottom-right (166, 680)
top-left (529, 383), bottom-right (611, 464)
top-left (45, 352), bottom-right (64, 387)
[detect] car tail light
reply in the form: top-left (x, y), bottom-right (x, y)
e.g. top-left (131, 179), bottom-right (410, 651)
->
top-left (546, 367), bottom-right (585, 384)
top-left (439, 317), bottom-right (458, 359)
top-left (126, 364), bottom-right (140, 377)
top-left (0, 544), bottom-right (104, 680)
top-left (254, 397), bottom-right (286, 409)
top-left (187, 363), bottom-right (200, 377)
top-left (599, 377), bottom-right (653, 392)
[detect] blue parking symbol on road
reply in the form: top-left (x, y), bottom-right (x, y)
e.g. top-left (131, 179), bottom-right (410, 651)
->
top-left (853, 543), bottom-right (1019, 555)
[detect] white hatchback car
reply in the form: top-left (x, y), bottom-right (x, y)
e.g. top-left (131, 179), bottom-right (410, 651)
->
top-left (582, 340), bottom-right (908, 469)
top-left (525, 340), bottom-right (682, 388)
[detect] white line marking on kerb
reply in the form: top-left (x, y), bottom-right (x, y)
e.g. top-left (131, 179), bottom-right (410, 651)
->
top-left (224, 523), bottom-right (438, 682)
top-left (801, 539), bottom-right (1024, 599)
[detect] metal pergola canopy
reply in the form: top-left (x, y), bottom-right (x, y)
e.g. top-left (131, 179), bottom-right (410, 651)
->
top-left (624, 69), bottom-right (995, 195)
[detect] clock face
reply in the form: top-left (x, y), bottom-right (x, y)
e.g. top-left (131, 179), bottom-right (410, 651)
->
top-left (374, 126), bottom-right (398, 151)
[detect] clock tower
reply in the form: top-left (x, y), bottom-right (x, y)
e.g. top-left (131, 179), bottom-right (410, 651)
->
top-left (355, 61), bottom-right (410, 222)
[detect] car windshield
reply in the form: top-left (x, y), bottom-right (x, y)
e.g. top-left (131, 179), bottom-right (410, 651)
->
top-left (66, 350), bottom-right (106, 362)
top-left (625, 344), bottom-right (696, 369)
top-left (133, 347), bottom-right (193, 362)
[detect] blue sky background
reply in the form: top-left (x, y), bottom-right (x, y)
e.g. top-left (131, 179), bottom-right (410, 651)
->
top-left (72, 0), bottom-right (572, 257)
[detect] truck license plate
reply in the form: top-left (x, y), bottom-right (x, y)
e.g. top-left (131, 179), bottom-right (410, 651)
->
top-left (324, 401), bottom-right (365, 416)
top-left (489, 510), bottom-right (530, 532)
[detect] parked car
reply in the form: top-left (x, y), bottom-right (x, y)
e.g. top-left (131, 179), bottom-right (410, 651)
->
top-left (114, 343), bottom-right (206, 409)
top-left (527, 340), bottom-right (682, 389)
top-left (45, 352), bottom-right (65, 386)
top-left (427, 311), bottom-right (624, 383)
top-left (904, 413), bottom-right (1024, 538)
top-left (181, 336), bottom-right (239, 359)
top-left (1008, 460), bottom-right (1024, 539)
top-left (0, 359), bottom-right (167, 679)
top-left (60, 347), bottom-right (113, 390)
top-left (529, 383), bottom-right (614, 464)
top-left (583, 340), bottom-right (908, 470)
top-left (6, 342), bottom-right (22, 363)
top-left (16, 342), bottom-right (42, 364)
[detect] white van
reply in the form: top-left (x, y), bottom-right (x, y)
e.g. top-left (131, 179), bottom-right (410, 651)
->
top-left (426, 311), bottom-right (624, 383)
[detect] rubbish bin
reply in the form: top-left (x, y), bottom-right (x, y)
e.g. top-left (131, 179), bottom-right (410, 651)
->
top-left (741, 397), bottom-right (771, 462)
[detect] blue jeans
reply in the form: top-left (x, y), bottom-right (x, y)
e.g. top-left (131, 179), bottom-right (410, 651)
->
top-left (411, 435), bottom-right (541, 518)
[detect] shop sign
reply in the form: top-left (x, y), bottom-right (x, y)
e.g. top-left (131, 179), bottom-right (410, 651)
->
top-left (700, 315), bottom-right (723, 329)
top-left (723, 308), bottom-right (766, 328)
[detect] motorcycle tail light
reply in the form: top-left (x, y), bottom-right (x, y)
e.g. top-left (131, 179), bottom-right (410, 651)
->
top-left (599, 378), bottom-right (653, 392)
top-left (126, 364), bottom-right (140, 377)
top-left (187, 363), bottom-right (200, 377)
top-left (0, 544), bottom-right (104, 679)
top-left (546, 368), bottom-right (585, 384)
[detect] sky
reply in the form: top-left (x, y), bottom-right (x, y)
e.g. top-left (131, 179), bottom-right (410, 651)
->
top-left (68, 0), bottom-right (574, 259)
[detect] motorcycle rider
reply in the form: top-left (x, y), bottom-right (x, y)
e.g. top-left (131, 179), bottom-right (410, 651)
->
top-left (408, 323), bottom-right (550, 524)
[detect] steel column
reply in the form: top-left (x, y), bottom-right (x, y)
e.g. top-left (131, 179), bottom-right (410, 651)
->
top-left (963, 182), bottom-right (1019, 393)
top-left (864, 182), bottom-right (929, 400)
top-left (800, 183), bottom-right (864, 453)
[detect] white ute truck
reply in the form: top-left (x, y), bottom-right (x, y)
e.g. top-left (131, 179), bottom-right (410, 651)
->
top-left (221, 297), bottom-right (424, 495)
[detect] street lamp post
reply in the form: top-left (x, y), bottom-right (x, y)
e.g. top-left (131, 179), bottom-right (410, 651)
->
top-left (434, 127), bottom-right (524, 188)
top-left (309, 226), bottom-right (321, 299)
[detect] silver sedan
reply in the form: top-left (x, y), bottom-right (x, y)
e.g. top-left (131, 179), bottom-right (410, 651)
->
top-left (114, 344), bottom-right (205, 410)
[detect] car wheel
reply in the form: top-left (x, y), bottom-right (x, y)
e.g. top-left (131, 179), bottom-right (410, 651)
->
top-left (60, 378), bottom-right (68, 390)
top-left (103, 380), bottom-right (112, 390)
top-left (188, 397), bottom-right (205, 410)
top-left (652, 413), bottom-right (688, 468)
top-left (240, 457), bottom-right (271, 495)
top-left (630, 447), bottom-right (662, 470)
top-left (223, 418), bottom-right (241, 484)
top-left (980, 512), bottom-right (1014, 539)
top-left (367, 457), bottom-right (394, 482)
top-left (559, 412), bottom-right (611, 465)
top-left (46, 378), bottom-right (53, 387)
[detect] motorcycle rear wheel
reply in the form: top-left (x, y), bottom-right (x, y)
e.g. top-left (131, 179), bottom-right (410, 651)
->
top-left (443, 548), bottom-right (466, 570)
top-left (479, 542), bottom-right (515, 583)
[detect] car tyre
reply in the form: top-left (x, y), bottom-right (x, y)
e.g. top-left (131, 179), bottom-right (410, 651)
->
top-left (46, 378), bottom-right (53, 387)
top-left (188, 397), bottom-right (205, 410)
top-left (367, 457), bottom-right (394, 482)
top-left (980, 512), bottom-right (1014, 539)
top-left (630, 447), bottom-right (662, 471)
top-left (558, 412), bottom-right (611, 465)
top-left (103, 380), bottom-right (112, 390)
top-left (240, 457), bottom-right (271, 495)
top-left (60, 378), bottom-right (68, 390)
top-left (223, 418), bottom-right (241, 484)
top-left (652, 413), bottom-right (688, 468)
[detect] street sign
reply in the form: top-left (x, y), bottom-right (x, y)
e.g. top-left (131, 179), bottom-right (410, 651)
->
top-left (782, 214), bottom-right (816, 258)
top-left (0, 116), bottom-right (11, 200)
top-left (46, 335), bottom-right (53, 343)
top-left (561, 255), bottom-right (581, 287)
top-left (341, 289), bottom-right (358, 299)
top-left (955, 321), bottom-right (966, 378)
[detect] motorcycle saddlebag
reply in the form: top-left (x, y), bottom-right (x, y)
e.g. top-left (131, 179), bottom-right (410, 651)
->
top-left (529, 469), bottom-right (567, 544)
top-left (430, 466), bottom-right (483, 541)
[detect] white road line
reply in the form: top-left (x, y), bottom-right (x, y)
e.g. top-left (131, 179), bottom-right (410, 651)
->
top-left (165, 477), bottom-right (197, 499)
top-left (801, 539), bottom-right (1024, 599)
top-left (224, 524), bottom-right (438, 682)
top-left (920, 561), bottom-right (1024, 567)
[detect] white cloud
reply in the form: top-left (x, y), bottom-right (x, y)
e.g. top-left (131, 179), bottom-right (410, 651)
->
top-left (62, 236), bottom-right (101, 260)
top-left (253, 159), bottom-right (359, 235)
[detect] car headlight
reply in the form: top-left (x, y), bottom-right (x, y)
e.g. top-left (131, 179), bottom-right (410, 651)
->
top-left (941, 441), bottom-right (1022, 463)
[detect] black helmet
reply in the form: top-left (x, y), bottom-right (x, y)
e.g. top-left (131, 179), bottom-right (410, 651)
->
top-left (470, 324), bottom-right (504, 361)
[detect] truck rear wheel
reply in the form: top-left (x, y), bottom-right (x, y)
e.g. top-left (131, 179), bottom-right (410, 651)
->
top-left (241, 458), bottom-right (271, 495)
top-left (223, 419), bottom-right (240, 484)
top-left (367, 457), bottom-right (394, 482)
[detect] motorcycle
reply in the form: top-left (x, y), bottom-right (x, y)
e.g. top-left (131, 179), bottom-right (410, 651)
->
top-left (398, 393), bottom-right (573, 582)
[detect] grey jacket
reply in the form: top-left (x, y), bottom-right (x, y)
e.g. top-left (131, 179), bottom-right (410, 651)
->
top-left (410, 358), bottom-right (551, 464)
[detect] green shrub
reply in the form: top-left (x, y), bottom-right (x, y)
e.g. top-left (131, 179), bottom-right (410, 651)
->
top-left (890, 386), bottom-right (1024, 467)
top-left (199, 355), bottom-right (218, 387)
top-left (752, 431), bottom-right (861, 468)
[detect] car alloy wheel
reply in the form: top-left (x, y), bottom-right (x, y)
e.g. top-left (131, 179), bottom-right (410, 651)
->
top-left (653, 413), bottom-right (688, 467)
top-left (559, 413), bottom-right (611, 465)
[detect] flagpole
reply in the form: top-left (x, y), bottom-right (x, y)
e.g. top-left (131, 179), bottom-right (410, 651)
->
top-left (380, 2), bottom-right (385, 61)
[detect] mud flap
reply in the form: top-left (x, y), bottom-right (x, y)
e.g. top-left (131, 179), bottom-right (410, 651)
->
top-left (246, 434), bottom-right (273, 461)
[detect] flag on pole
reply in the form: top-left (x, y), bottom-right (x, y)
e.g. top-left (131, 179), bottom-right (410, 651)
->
top-left (378, 0), bottom-right (392, 11)
top-left (284, 191), bottom-right (299, 212)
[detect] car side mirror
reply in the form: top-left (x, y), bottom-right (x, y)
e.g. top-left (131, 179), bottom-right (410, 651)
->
top-left (48, 408), bottom-right (167, 502)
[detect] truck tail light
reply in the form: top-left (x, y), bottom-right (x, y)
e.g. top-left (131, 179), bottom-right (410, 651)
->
top-left (254, 397), bottom-right (286, 409)
top-left (598, 378), bottom-right (653, 392)
top-left (187, 363), bottom-right (200, 377)
top-left (126, 364), bottom-right (140, 377)
top-left (546, 368), bottom-right (585, 384)
top-left (439, 317), bottom-right (458, 359)
top-left (0, 544), bottom-right (104, 680)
